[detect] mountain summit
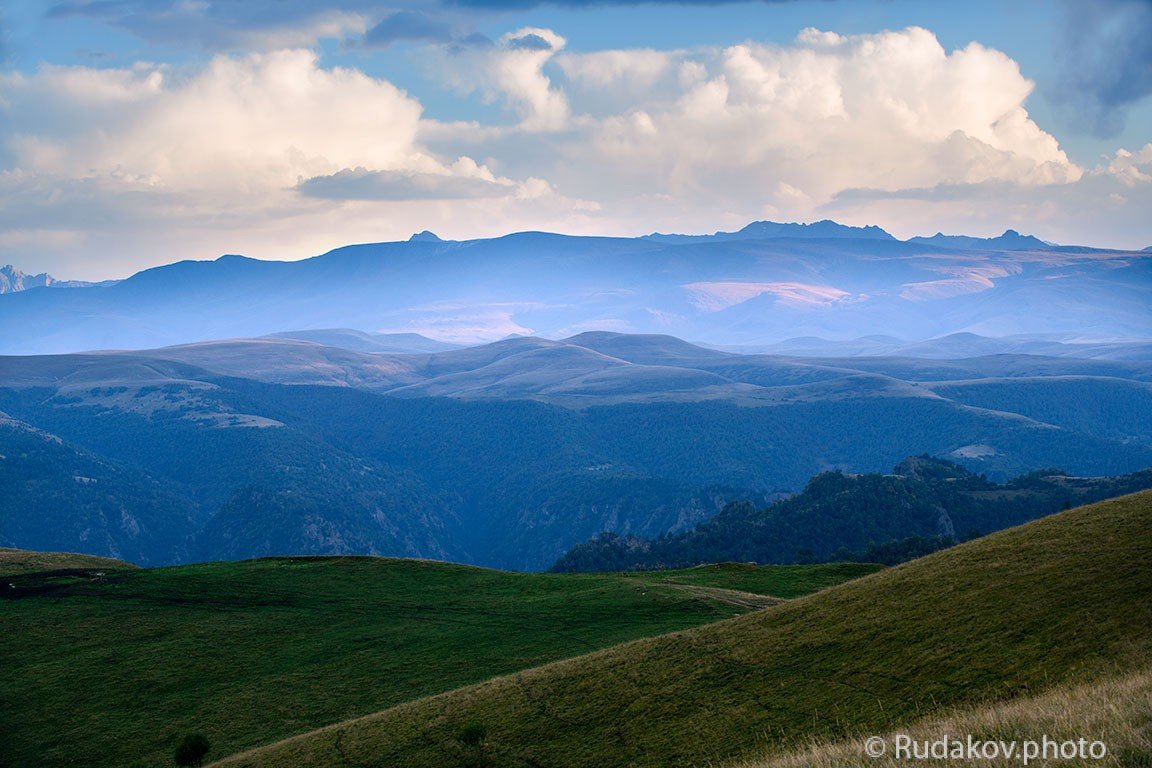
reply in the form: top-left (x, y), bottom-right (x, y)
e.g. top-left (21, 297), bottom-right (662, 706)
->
top-left (645, 219), bottom-right (895, 243)
top-left (0, 265), bottom-right (107, 294)
top-left (908, 229), bottom-right (1050, 251)
top-left (1, 265), bottom-right (61, 294)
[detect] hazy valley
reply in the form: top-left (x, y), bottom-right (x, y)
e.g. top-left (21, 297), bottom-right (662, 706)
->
top-left (3, 321), bottom-right (1152, 569)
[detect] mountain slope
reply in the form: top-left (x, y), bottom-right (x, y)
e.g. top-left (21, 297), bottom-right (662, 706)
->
top-left (552, 457), bottom-right (1152, 571)
top-left (213, 490), bottom-right (1152, 768)
top-left (0, 557), bottom-right (874, 768)
top-left (907, 229), bottom-right (1050, 250)
top-left (261, 328), bottom-right (461, 354)
top-left (0, 412), bottom-right (197, 565)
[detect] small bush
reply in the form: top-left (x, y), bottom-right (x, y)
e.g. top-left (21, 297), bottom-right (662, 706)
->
top-left (458, 722), bottom-right (487, 747)
top-left (174, 733), bottom-right (210, 767)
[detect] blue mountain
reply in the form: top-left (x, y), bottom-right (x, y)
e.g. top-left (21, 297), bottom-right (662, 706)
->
top-left (645, 219), bottom-right (895, 243)
top-left (0, 221), bottom-right (1147, 354)
top-left (908, 229), bottom-right (1051, 251)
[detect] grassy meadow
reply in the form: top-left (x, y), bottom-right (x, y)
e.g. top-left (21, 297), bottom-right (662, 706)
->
top-left (0, 555), bottom-right (874, 767)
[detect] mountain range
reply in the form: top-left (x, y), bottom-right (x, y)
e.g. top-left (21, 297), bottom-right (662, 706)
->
top-left (1, 219), bottom-right (1148, 354)
top-left (2, 331), bottom-right (1150, 569)
top-left (0, 264), bottom-right (107, 294)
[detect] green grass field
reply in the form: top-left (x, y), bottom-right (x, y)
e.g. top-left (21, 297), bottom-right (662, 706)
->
top-left (213, 491), bottom-right (1152, 768)
top-left (0, 555), bottom-right (876, 768)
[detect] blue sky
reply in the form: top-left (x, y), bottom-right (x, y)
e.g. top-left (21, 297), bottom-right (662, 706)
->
top-left (1, 0), bottom-right (1150, 279)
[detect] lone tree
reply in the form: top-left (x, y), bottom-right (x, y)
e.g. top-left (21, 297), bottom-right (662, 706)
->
top-left (174, 733), bottom-right (210, 767)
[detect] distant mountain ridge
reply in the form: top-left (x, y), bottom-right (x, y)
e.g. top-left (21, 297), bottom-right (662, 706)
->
top-left (0, 264), bottom-right (107, 294)
top-left (907, 229), bottom-right (1051, 250)
top-left (1, 219), bottom-right (1147, 354)
top-left (645, 219), bottom-right (896, 243)
top-left (261, 329), bottom-right (461, 354)
top-left (728, 331), bottom-right (1152, 360)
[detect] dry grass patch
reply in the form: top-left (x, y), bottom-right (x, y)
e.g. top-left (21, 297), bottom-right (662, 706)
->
top-left (736, 668), bottom-right (1152, 768)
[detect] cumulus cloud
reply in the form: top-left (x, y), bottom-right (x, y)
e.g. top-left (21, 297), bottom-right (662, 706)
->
top-left (0, 50), bottom-right (442, 191)
top-left (435, 27), bottom-right (570, 131)
top-left (821, 143), bottom-right (1152, 248)
top-left (3, 22), bottom-right (1150, 278)
top-left (298, 162), bottom-right (525, 200)
top-left (547, 27), bottom-right (1080, 212)
top-left (1104, 143), bottom-right (1152, 186)
top-left (0, 47), bottom-right (577, 276)
top-left (0, 49), bottom-right (535, 208)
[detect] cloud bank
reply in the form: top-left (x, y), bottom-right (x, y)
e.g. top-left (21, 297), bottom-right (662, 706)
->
top-left (1, 24), bottom-right (1150, 278)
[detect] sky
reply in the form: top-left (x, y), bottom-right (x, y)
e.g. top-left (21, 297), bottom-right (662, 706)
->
top-left (1, 0), bottom-right (1151, 280)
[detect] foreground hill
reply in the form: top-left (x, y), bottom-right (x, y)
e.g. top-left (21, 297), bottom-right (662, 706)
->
top-left (0, 223), bottom-right (1148, 354)
top-left (213, 491), bottom-right (1152, 768)
top-left (0, 556), bottom-right (875, 768)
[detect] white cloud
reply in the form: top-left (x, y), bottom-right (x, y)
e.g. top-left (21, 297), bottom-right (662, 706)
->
top-left (435, 27), bottom-right (571, 132)
top-left (820, 141), bottom-right (1152, 247)
top-left (0, 48), bottom-right (601, 278)
top-left (1104, 144), bottom-right (1152, 186)
top-left (1, 50), bottom-right (444, 193)
top-left (551, 26), bottom-right (1081, 212)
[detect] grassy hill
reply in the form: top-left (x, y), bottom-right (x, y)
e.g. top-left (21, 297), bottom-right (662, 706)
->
top-left (213, 490), bottom-right (1152, 768)
top-left (0, 556), bottom-right (873, 768)
top-left (0, 547), bottom-right (136, 576)
top-left (732, 667), bottom-right (1152, 767)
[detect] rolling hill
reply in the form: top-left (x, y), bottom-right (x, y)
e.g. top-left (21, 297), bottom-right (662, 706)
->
top-left (210, 490), bottom-right (1152, 768)
top-left (261, 329), bottom-right (461, 354)
top-left (0, 556), bottom-right (875, 768)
